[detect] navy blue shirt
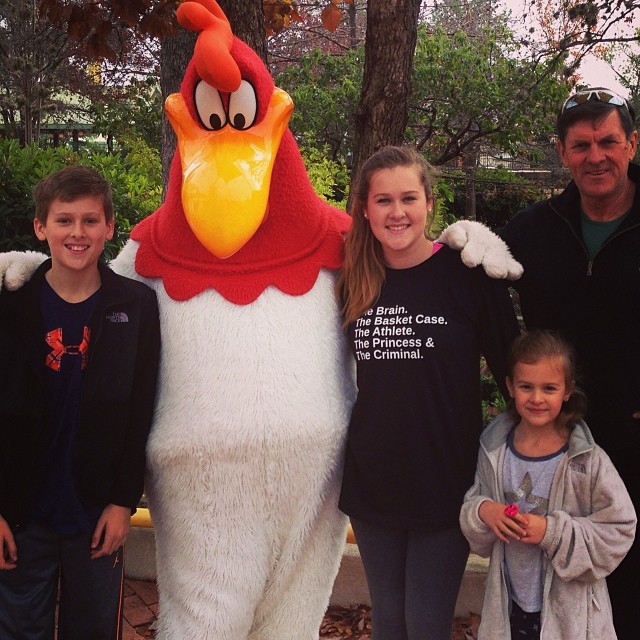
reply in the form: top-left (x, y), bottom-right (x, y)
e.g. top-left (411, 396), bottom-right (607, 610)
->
top-left (31, 280), bottom-right (102, 534)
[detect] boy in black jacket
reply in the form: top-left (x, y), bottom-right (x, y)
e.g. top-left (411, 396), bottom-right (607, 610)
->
top-left (0, 166), bottom-right (160, 639)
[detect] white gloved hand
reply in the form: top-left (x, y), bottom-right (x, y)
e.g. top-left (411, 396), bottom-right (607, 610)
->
top-left (0, 251), bottom-right (47, 292)
top-left (437, 220), bottom-right (523, 280)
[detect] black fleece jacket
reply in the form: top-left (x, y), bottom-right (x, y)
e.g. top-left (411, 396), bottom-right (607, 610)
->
top-left (501, 163), bottom-right (640, 451)
top-left (0, 260), bottom-right (160, 530)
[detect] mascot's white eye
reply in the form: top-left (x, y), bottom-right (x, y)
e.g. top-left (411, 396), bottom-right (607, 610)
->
top-left (195, 81), bottom-right (227, 131)
top-left (228, 80), bottom-right (257, 130)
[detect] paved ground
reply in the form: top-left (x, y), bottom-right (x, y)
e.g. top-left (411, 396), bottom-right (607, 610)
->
top-left (122, 578), bottom-right (480, 639)
top-left (123, 579), bottom-right (158, 639)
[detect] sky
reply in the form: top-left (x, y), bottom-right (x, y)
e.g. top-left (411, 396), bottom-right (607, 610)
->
top-left (497, 0), bottom-right (638, 97)
top-left (579, 55), bottom-right (627, 95)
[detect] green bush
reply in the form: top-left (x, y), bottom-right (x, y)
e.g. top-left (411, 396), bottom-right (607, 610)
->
top-left (299, 139), bottom-right (349, 210)
top-left (447, 168), bottom-right (542, 230)
top-left (430, 179), bottom-right (457, 237)
top-left (0, 140), bottom-right (162, 260)
top-left (0, 141), bottom-right (75, 251)
top-left (481, 357), bottom-right (508, 426)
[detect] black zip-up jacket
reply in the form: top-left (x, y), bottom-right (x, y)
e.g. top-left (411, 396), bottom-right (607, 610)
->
top-left (0, 259), bottom-right (160, 530)
top-left (500, 163), bottom-right (640, 451)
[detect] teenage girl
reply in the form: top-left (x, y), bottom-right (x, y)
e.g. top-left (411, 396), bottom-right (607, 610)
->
top-left (337, 145), bottom-right (519, 640)
top-left (460, 329), bottom-right (636, 640)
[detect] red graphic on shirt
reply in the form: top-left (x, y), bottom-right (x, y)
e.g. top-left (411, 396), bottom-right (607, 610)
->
top-left (45, 326), bottom-right (91, 371)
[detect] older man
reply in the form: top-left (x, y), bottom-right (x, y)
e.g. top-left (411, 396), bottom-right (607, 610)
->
top-left (497, 88), bottom-right (639, 638)
top-left (442, 86), bottom-right (639, 637)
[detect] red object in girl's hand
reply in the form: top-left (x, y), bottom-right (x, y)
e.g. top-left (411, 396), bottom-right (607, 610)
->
top-left (504, 504), bottom-right (519, 517)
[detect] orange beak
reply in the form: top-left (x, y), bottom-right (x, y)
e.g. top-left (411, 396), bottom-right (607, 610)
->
top-left (166, 88), bottom-right (293, 258)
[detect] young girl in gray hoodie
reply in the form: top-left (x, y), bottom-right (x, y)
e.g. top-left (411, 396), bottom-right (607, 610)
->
top-left (460, 330), bottom-right (636, 639)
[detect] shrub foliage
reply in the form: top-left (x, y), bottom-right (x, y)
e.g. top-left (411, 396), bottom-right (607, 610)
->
top-left (0, 140), bottom-right (162, 260)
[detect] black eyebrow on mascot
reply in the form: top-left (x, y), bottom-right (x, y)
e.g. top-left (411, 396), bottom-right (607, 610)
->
top-left (111, 0), bottom-right (356, 637)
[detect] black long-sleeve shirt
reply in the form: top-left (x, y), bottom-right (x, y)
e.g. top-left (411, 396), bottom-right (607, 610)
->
top-left (339, 246), bottom-right (519, 530)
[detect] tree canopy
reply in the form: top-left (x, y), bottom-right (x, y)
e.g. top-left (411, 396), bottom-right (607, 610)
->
top-left (35, 0), bottom-right (356, 60)
top-left (0, 0), bottom-right (83, 144)
top-left (410, 24), bottom-right (567, 165)
top-left (277, 21), bottom-right (567, 167)
top-left (1, 0), bottom-right (635, 193)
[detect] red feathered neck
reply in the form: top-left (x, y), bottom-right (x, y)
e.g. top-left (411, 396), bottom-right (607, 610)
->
top-left (131, 132), bottom-right (350, 305)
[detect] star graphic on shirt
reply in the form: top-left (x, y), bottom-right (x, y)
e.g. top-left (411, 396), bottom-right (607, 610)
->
top-left (505, 472), bottom-right (548, 515)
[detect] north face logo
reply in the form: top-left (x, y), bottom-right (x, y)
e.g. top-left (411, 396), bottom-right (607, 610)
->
top-left (106, 312), bottom-right (129, 323)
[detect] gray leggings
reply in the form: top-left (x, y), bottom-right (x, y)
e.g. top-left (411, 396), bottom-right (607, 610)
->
top-left (351, 518), bottom-right (469, 640)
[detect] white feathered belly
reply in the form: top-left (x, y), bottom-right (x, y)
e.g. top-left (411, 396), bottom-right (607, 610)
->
top-left (112, 241), bottom-right (355, 637)
top-left (114, 241), bottom-right (354, 480)
top-left (147, 274), bottom-right (352, 481)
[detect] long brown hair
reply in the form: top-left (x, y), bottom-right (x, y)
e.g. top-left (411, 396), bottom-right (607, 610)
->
top-left (507, 330), bottom-right (587, 431)
top-left (336, 146), bottom-right (436, 328)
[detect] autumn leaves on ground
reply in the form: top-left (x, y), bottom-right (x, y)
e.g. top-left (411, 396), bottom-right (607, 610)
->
top-left (320, 606), bottom-right (480, 639)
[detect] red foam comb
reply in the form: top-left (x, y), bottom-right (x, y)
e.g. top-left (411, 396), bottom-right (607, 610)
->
top-left (176, 0), bottom-right (241, 93)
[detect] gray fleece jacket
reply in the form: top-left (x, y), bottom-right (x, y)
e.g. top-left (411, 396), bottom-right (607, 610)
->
top-left (460, 413), bottom-right (636, 640)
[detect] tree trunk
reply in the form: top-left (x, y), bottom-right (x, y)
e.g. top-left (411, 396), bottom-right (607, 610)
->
top-left (160, 27), bottom-right (197, 191)
top-left (218, 0), bottom-right (267, 64)
top-left (348, 2), bottom-right (358, 49)
top-left (350, 0), bottom-right (421, 197)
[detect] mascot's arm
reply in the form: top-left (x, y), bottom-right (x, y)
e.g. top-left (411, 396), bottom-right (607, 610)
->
top-left (109, 240), bottom-right (138, 279)
top-left (0, 251), bottom-right (47, 292)
top-left (437, 220), bottom-right (523, 281)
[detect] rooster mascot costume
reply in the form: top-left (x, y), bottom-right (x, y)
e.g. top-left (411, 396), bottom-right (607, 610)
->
top-left (112, 1), bottom-right (356, 637)
top-left (0, 0), bottom-right (522, 637)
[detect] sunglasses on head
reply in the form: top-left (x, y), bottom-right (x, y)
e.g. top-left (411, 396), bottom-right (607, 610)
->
top-left (561, 89), bottom-right (629, 114)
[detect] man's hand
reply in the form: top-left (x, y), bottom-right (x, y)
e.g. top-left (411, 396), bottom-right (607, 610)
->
top-left (91, 504), bottom-right (131, 560)
top-left (438, 220), bottom-right (523, 280)
top-left (478, 500), bottom-right (528, 543)
top-left (0, 516), bottom-right (17, 570)
top-left (0, 251), bottom-right (47, 292)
